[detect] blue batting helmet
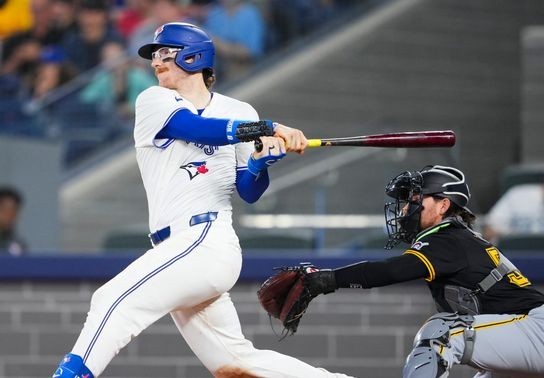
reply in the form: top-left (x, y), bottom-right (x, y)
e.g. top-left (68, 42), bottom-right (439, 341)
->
top-left (138, 22), bottom-right (214, 72)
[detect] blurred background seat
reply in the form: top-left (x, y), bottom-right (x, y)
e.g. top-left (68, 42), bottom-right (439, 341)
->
top-left (500, 164), bottom-right (544, 195)
top-left (103, 229), bottom-right (150, 252)
top-left (238, 229), bottom-right (316, 251)
top-left (497, 235), bottom-right (544, 252)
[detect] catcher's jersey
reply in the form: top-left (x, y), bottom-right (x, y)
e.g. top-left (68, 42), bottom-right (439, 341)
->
top-left (134, 86), bottom-right (254, 233)
top-left (404, 220), bottom-right (544, 314)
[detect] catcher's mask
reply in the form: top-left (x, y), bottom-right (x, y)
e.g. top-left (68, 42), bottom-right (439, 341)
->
top-left (384, 165), bottom-right (471, 249)
top-left (384, 170), bottom-right (424, 249)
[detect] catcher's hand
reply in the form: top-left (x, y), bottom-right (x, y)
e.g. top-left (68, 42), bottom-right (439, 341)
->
top-left (257, 262), bottom-right (337, 337)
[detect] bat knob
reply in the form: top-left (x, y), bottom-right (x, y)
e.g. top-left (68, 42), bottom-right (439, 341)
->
top-left (254, 139), bottom-right (263, 153)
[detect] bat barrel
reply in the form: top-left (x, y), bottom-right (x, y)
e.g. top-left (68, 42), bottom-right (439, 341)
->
top-left (312, 130), bottom-right (456, 148)
top-left (365, 131), bottom-right (455, 147)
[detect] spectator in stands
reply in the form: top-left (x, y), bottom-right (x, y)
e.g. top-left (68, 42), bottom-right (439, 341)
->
top-left (0, 187), bottom-right (27, 256)
top-left (267, 0), bottom-right (335, 48)
top-left (80, 41), bottom-right (155, 119)
top-left (51, 0), bottom-right (78, 37)
top-left (1, 0), bottom-right (62, 92)
top-left (31, 45), bottom-right (76, 99)
top-left (204, 0), bottom-right (265, 80)
top-left (0, 0), bottom-right (33, 40)
top-left (114, 0), bottom-right (153, 40)
top-left (2, 0), bottom-right (64, 51)
top-left (0, 37), bottom-right (41, 92)
top-left (62, 0), bottom-right (123, 72)
top-left (483, 183), bottom-right (544, 244)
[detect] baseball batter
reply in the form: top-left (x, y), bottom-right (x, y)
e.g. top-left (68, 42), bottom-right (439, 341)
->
top-left (295, 165), bottom-right (544, 377)
top-left (52, 22), bottom-right (352, 378)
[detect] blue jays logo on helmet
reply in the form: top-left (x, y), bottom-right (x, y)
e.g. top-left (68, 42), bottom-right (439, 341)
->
top-left (138, 22), bottom-right (214, 73)
top-left (154, 24), bottom-right (164, 39)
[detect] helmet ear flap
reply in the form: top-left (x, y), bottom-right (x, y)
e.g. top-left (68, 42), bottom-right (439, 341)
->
top-left (175, 48), bottom-right (214, 72)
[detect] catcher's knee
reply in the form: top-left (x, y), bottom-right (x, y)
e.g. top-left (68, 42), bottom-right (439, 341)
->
top-left (52, 353), bottom-right (94, 378)
top-left (403, 312), bottom-right (475, 378)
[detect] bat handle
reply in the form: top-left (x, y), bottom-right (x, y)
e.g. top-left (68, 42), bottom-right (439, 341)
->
top-left (257, 138), bottom-right (320, 150)
top-left (307, 139), bottom-right (322, 148)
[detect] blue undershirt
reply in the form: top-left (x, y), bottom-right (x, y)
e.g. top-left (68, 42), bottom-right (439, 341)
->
top-left (156, 108), bottom-right (269, 203)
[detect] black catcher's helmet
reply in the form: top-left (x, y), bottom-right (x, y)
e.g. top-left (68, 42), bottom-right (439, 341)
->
top-left (384, 165), bottom-right (471, 249)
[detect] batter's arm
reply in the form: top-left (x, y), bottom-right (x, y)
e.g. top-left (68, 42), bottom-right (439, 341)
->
top-left (236, 169), bottom-right (269, 203)
top-left (156, 109), bottom-right (276, 146)
top-left (235, 137), bottom-right (286, 203)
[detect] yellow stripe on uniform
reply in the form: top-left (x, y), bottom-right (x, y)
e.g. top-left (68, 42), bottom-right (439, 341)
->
top-left (450, 315), bottom-right (528, 338)
top-left (404, 250), bottom-right (436, 281)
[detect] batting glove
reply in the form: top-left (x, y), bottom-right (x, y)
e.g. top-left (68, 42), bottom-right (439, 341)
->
top-left (247, 148), bottom-right (286, 176)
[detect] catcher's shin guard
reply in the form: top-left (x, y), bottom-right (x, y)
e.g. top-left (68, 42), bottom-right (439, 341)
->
top-left (403, 312), bottom-right (474, 378)
top-left (52, 353), bottom-right (94, 378)
top-left (403, 346), bottom-right (448, 378)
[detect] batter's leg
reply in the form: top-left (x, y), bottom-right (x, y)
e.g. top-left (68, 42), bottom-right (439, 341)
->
top-left (55, 222), bottom-right (236, 377)
top-left (171, 292), bottom-right (353, 378)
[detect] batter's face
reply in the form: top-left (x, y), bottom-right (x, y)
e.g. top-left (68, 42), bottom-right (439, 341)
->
top-left (151, 47), bottom-right (192, 89)
top-left (418, 196), bottom-right (450, 230)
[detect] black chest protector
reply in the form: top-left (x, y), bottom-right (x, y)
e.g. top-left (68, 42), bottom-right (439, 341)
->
top-left (443, 251), bottom-right (516, 315)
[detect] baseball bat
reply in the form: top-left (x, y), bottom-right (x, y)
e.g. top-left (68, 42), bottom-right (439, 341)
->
top-left (254, 130), bottom-right (455, 152)
top-left (306, 130), bottom-right (455, 148)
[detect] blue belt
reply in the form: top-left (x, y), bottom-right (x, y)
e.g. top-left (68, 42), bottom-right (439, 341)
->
top-left (149, 212), bottom-right (218, 247)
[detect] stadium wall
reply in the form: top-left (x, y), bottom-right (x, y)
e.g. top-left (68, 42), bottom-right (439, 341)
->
top-left (0, 254), bottom-right (543, 378)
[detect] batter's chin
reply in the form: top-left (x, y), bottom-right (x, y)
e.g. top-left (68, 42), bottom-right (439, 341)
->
top-left (157, 77), bottom-right (175, 89)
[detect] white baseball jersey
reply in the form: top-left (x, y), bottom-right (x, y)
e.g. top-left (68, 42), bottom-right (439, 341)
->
top-left (134, 85), bottom-right (255, 233)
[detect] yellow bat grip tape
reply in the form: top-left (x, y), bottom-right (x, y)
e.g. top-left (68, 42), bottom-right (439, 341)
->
top-left (307, 139), bottom-right (322, 148)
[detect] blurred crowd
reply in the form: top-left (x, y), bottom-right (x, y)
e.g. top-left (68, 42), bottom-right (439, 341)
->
top-left (0, 0), bottom-right (360, 163)
top-left (0, 0), bottom-right (359, 112)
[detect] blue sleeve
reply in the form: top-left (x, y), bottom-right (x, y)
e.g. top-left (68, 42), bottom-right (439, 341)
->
top-left (156, 108), bottom-right (238, 145)
top-left (236, 168), bottom-right (269, 203)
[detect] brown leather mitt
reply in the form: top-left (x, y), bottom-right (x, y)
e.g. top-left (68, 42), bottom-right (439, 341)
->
top-left (257, 263), bottom-right (337, 337)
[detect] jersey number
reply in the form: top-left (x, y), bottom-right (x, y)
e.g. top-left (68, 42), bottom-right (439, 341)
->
top-left (485, 247), bottom-right (531, 288)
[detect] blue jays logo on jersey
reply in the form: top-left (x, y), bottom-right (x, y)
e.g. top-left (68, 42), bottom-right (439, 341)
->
top-left (180, 161), bottom-right (209, 180)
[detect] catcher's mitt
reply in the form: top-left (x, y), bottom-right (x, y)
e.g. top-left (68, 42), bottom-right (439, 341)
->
top-left (257, 263), bottom-right (337, 337)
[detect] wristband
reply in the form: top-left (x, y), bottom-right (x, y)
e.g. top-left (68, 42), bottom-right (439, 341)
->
top-left (228, 120), bottom-right (275, 143)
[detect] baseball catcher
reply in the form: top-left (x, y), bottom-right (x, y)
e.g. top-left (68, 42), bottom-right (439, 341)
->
top-left (258, 165), bottom-right (544, 377)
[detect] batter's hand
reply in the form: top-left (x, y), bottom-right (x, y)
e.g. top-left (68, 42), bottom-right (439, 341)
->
top-left (252, 136), bottom-right (285, 160)
top-left (273, 124), bottom-right (307, 154)
top-left (248, 137), bottom-right (286, 176)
